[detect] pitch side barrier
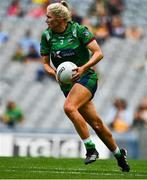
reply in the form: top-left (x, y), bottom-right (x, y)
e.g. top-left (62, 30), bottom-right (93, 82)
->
top-left (0, 130), bottom-right (141, 159)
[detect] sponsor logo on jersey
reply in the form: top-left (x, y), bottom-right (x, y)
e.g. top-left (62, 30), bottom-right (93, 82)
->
top-left (52, 49), bottom-right (76, 58)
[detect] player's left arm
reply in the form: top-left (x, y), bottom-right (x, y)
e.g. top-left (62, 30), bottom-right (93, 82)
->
top-left (77, 25), bottom-right (103, 72)
top-left (83, 39), bottom-right (103, 71)
top-left (72, 40), bottom-right (103, 81)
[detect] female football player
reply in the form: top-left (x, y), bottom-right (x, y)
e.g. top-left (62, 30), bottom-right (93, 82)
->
top-left (40, 0), bottom-right (130, 172)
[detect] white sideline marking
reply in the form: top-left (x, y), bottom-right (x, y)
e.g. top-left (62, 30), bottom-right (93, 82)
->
top-left (0, 167), bottom-right (147, 177)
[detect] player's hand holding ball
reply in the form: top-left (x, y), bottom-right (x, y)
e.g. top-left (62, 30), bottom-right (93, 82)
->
top-left (71, 66), bottom-right (85, 82)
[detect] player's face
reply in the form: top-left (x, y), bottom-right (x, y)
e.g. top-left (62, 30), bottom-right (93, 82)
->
top-left (46, 11), bottom-right (61, 30)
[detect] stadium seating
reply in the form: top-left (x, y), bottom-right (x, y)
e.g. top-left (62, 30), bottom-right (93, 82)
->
top-left (0, 0), bottom-right (147, 132)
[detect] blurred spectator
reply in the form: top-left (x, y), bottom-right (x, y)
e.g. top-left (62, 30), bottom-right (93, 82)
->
top-left (139, 97), bottom-right (147, 122)
top-left (11, 44), bottom-right (26, 63)
top-left (132, 106), bottom-right (147, 129)
top-left (24, 44), bottom-right (41, 63)
top-left (97, 3), bottom-right (111, 39)
top-left (135, 97), bottom-right (147, 123)
top-left (27, 1), bottom-right (49, 18)
top-left (96, 2), bottom-right (110, 26)
top-left (1, 101), bottom-right (24, 128)
top-left (19, 29), bottom-right (40, 54)
top-left (94, 21), bottom-right (110, 45)
top-left (87, 1), bottom-right (111, 44)
top-left (126, 25), bottom-right (143, 40)
top-left (0, 23), bottom-right (9, 45)
top-left (82, 17), bottom-right (94, 33)
top-left (107, 97), bottom-right (133, 133)
top-left (110, 15), bottom-right (126, 38)
top-left (7, 0), bottom-right (25, 17)
top-left (106, 0), bottom-right (125, 16)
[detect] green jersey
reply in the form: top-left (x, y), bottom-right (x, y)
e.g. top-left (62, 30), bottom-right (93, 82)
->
top-left (5, 108), bottom-right (23, 123)
top-left (40, 21), bottom-right (95, 68)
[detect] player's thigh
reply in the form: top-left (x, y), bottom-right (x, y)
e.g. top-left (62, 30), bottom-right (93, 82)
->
top-left (79, 101), bottom-right (103, 126)
top-left (65, 83), bottom-right (92, 109)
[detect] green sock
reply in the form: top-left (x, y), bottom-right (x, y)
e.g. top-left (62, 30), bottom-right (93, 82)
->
top-left (113, 147), bottom-right (121, 158)
top-left (84, 140), bottom-right (95, 150)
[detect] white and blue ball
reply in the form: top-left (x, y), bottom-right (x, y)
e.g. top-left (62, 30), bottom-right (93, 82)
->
top-left (56, 61), bottom-right (77, 84)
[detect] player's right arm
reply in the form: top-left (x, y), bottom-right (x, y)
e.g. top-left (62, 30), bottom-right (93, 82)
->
top-left (40, 30), bottom-right (56, 78)
top-left (41, 56), bottom-right (56, 77)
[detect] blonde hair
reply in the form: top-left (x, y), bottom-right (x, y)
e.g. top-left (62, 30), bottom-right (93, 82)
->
top-left (47, 1), bottom-right (71, 22)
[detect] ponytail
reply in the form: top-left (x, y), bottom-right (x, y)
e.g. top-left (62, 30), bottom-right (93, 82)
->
top-left (60, 1), bottom-right (69, 9)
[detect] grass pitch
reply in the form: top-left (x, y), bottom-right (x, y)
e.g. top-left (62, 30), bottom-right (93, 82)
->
top-left (0, 157), bottom-right (146, 179)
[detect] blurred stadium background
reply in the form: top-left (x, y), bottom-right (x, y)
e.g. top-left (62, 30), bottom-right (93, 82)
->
top-left (0, 0), bottom-right (147, 159)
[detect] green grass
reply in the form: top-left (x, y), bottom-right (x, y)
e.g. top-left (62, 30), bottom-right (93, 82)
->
top-left (0, 157), bottom-right (146, 179)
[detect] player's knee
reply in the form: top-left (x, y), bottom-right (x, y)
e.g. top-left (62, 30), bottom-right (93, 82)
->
top-left (64, 102), bottom-right (76, 115)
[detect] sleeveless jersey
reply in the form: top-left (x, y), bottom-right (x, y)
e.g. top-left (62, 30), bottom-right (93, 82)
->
top-left (40, 21), bottom-right (95, 68)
